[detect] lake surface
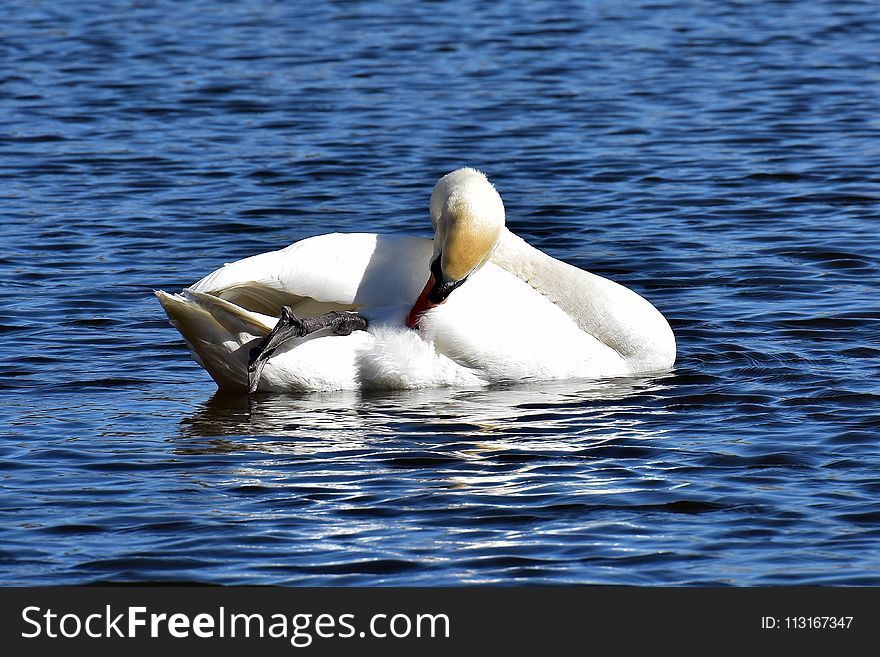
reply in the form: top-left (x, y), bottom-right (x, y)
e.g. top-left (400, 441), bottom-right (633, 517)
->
top-left (2, 0), bottom-right (879, 585)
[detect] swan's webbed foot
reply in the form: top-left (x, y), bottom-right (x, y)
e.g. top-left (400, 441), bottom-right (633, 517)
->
top-left (247, 307), bottom-right (368, 393)
top-left (247, 307), bottom-right (306, 393)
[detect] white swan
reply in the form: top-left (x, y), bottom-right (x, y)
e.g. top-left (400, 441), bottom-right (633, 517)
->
top-left (156, 168), bottom-right (675, 392)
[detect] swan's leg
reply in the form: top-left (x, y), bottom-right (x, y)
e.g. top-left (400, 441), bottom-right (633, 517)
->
top-left (247, 307), bottom-right (368, 393)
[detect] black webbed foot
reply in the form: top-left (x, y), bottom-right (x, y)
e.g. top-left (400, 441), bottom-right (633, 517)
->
top-left (246, 307), bottom-right (368, 393)
top-left (247, 306), bottom-right (306, 393)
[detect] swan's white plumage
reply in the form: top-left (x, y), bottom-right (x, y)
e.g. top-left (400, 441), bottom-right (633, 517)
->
top-left (157, 168), bottom-right (675, 391)
top-left (189, 233), bottom-right (432, 315)
top-left (418, 263), bottom-right (628, 381)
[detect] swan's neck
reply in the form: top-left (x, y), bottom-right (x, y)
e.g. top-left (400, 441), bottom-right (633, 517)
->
top-left (490, 228), bottom-right (675, 371)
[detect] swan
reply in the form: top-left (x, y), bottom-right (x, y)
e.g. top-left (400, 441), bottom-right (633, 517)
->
top-left (156, 168), bottom-right (675, 392)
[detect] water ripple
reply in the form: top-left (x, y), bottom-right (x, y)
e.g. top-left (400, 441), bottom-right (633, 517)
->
top-left (1, 0), bottom-right (879, 586)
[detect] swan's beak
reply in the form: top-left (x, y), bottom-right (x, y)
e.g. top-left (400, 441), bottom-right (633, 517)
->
top-left (406, 261), bottom-right (469, 329)
top-left (406, 273), bottom-right (440, 329)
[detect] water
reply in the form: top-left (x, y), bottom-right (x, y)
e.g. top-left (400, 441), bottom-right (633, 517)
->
top-left (2, 0), bottom-right (879, 586)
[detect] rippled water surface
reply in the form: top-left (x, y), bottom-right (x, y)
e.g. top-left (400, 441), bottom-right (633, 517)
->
top-left (2, 0), bottom-right (879, 585)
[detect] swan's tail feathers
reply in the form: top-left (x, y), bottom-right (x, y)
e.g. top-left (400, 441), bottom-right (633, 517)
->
top-left (155, 289), bottom-right (276, 390)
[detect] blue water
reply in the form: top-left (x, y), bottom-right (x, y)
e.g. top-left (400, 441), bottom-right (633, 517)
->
top-left (2, 0), bottom-right (879, 585)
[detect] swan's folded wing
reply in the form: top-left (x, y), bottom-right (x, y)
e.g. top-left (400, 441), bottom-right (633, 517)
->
top-left (186, 233), bottom-right (432, 317)
top-left (155, 289), bottom-right (275, 389)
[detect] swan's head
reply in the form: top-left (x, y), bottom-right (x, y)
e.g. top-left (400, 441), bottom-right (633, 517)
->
top-left (406, 168), bottom-right (505, 329)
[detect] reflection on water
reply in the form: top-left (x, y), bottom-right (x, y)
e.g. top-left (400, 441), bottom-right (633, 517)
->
top-left (177, 377), bottom-right (672, 448)
top-left (170, 378), bottom-right (681, 530)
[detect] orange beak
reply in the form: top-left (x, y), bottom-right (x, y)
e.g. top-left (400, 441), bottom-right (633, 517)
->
top-left (406, 273), bottom-right (440, 329)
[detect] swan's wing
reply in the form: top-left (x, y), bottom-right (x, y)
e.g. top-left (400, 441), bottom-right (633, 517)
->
top-left (158, 232), bottom-right (434, 391)
top-left (188, 233), bottom-right (433, 317)
top-left (154, 289), bottom-right (273, 389)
